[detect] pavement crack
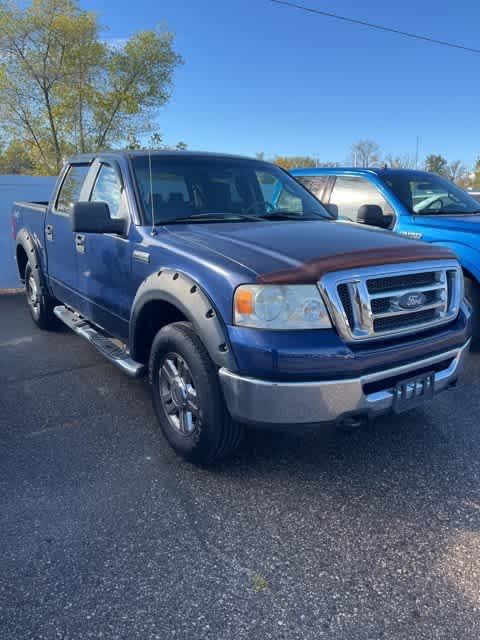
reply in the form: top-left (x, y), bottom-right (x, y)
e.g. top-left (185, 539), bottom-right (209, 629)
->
top-left (158, 469), bottom-right (311, 626)
top-left (160, 471), bottom-right (256, 581)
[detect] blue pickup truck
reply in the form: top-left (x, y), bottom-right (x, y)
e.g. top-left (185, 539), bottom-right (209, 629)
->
top-left (291, 167), bottom-right (480, 339)
top-left (12, 152), bottom-right (471, 463)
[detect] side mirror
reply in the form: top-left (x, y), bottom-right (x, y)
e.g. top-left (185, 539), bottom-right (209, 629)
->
top-left (71, 202), bottom-right (125, 235)
top-left (324, 203), bottom-right (338, 219)
top-left (357, 204), bottom-right (389, 229)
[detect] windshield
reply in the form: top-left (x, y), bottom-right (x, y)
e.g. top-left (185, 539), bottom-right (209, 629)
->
top-left (381, 171), bottom-right (480, 215)
top-left (131, 155), bottom-right (332, 225)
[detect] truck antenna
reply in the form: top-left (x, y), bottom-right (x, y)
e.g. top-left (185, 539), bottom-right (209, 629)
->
top-left (149, 149), bottom-right (157, 236)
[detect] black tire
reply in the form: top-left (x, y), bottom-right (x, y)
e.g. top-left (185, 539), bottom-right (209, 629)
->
top-left (464, 276), bottom-right (480, 343)
top-left (24, 262), bottom-right (58, 330)
top-left (149, 321), bottom-right (243, 464)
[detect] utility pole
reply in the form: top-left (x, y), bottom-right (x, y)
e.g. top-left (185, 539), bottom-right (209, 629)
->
top-left (415, 136), bottom-right (420, 169)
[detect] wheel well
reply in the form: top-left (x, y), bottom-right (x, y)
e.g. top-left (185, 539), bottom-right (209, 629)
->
top-left (16, 245), bottom-right (28, 281)
top-left (462, 268), bottom-right (480, 296)
top-left (463, 268), bottom-right (477, 284)
top-left (133, 300), bottom-right (188, 364)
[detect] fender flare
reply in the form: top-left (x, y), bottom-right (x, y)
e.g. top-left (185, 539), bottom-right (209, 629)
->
top-left (129, 269), bottom-right (238, 371)
top-left (15, 229), bottom-right (45, 287)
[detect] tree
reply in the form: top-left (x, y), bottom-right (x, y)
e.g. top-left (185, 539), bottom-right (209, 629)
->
top-left (350, 139), bottom-right (381, 167)
top-left (472, 158), bottom-right (480, 190)
top-left (0, 138), bottom-right (36, 174)
top-left (384, 153), bottom-right (415, 169)
top-left (125, 133), bottom-right (142, 150)
top-left (446, 160), bottom-right (470, 187)
top-left (149, 132), bottom-right (164, 149)
top-left (0, 0), bottom-right (182, 173)
top-left (121, 131), bottom-right (187, 151)
top-left (424, 154), bottom-right (448, 176)
top-left (273, 155), bottom-right (318, 170)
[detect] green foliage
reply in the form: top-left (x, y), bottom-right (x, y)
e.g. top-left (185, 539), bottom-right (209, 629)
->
top-left (424, 155), bottom-right (471, 187)
top-left (150, 132), bottom-right (164, 149)
top-left (424, 154), bottom-right (448, 176)
top-left (0, 138), bottom-right (37, 174)
top-left (121, 131), bottom-right (187, 151)
top-left (471, 158), bottom-right (480, 190)
top-left (273, 155), bottom-right (319, 169)
top-left (0, 0), bottom-right (183, 173)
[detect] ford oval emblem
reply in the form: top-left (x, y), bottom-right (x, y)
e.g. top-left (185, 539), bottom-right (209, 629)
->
top-left (398, 292), bottom-right (427, 310)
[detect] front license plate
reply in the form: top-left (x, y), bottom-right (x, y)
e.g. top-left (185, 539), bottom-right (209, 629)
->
top-left (392, 371), bottom-right (435, 414)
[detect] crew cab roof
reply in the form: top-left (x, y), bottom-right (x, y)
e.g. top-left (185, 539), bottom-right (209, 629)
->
top-left (66, 150), bottom-right (263, 164)
top-left (290, 166), bottom-right (435, 180)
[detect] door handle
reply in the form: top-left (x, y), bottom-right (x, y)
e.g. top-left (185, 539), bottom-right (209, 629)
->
top-left (45, 224), bottom-right (53, 241)
top-left (75, 234), bottom-right (86, 254)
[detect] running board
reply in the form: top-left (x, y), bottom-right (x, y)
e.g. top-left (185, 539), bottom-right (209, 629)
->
top-left (53, 305), bottom-right (146, 378)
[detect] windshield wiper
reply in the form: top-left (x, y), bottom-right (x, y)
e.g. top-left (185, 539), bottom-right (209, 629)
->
top-left (159, 212), bottom-right (265, 224)
top-left (261, 211), bottom-right (324, 220)
top-left (159, 211), bottom-right (325, 225)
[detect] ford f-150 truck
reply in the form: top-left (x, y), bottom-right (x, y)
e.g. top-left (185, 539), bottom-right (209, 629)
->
top-left (12, 152), bottom-right (471, 464)
top-left (290, 167), bottom-right (480, 339)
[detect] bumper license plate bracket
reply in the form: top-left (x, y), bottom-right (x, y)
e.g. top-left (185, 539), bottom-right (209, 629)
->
top-left (392, 371), bottom-right (435, 414)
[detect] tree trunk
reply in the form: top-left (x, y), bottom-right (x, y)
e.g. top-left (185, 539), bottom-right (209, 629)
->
top-left (43, 88), bottom-right (62, 170)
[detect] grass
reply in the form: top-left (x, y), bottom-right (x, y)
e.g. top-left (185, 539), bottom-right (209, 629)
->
top-left (251, 573), bottom-right (269, 592)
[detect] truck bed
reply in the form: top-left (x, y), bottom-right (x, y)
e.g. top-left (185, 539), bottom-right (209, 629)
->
top-left (14, 200), bottom-right (49, 212)
top-left (11, 200), bottom-right (50, 285)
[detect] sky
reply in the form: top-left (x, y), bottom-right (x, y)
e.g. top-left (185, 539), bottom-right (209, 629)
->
top-left (80, 0), bottom-right (480, 167)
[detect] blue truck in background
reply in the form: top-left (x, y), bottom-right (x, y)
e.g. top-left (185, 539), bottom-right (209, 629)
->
top-left (12, 151), bottom-right (471, 463)
top-left (291, 167), bottom-right (480, 339)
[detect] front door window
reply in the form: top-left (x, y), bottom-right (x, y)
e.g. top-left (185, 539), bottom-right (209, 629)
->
top-left (330, 176), bottom-right (394, 226)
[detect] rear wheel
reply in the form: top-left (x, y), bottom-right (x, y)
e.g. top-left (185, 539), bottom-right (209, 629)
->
top-left (464, 276), bottom-right (480, 343)
top-left (24, 263), bottom-right (58, 330)
top-left (149, 321), bottom-right (243, 464)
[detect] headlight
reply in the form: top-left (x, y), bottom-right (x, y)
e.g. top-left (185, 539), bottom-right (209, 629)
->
top-left (234, 284), bottom-right (332, 329)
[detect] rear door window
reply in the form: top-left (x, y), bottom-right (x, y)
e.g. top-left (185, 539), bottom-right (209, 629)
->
top-left (55, 164), bottom-right (90, 215)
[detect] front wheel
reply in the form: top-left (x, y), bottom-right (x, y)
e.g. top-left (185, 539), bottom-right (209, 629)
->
top-left (464, 276), bottom-right (480, 343)
top-left (149, 322), bottom-right (243, 464)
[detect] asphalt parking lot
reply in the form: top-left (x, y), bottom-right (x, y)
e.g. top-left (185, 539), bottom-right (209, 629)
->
top-left (2, 293), bottom-right (480, 639)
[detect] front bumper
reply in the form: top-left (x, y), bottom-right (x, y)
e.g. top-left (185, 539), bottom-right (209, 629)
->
top-left (219, 340), bottom-right (470, 426)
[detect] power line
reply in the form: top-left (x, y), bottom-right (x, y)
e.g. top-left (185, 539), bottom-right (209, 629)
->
top-left (269, 0), bottom-right (480, 55)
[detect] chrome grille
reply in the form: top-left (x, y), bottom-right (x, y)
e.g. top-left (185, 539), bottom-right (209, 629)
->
top-left (319, 260), bottom-right (463, 342)
top-left (366, 271), bottom-right (437, 294)
top-left (337, 283), bottom-right (355, 327)
top-left (373, 308), bottom-right (437, 333)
